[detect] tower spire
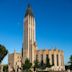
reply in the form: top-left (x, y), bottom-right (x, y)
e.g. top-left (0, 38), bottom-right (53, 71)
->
top-left (25, 4), bottom-right (34, 17)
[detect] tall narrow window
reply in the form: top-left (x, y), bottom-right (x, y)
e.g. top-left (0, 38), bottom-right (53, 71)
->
top-left (41, 54), bottom-right (43, 60)
top-left (46, 54), bottom-right (49, 58)
top-left (46, 54), bottom-right (49, 60)
top-left (52, 54), bottom-right (54, 65)
top-left (40, 54), bottom-right (44, 66)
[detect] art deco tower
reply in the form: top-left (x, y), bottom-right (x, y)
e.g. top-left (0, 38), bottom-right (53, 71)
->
top-left (23, 4), bottom-right (36, 63)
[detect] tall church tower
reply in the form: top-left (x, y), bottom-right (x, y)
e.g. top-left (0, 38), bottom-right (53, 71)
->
top-left (23, 4), bottom-right (36, 63)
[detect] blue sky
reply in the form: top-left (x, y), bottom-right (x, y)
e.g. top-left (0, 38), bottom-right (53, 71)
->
top-left (0, 0), bottom-right (72, 64)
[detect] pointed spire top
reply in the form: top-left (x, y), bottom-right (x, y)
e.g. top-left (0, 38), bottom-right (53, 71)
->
top-left (25, 4), bottom-right (34, 17)
top-left (28, 3), bottom-right (31, 8)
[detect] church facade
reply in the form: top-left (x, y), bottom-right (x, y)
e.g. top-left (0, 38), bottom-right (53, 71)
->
top-left (22, 4), bottom-right (65, 71)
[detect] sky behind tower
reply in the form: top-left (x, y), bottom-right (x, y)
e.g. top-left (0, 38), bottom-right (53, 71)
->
top-left (0, 0), bottom-right (72, 64)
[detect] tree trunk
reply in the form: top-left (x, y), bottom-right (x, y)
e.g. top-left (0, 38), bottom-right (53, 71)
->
top-left (0, 63), bottom-right (1, 72)
top-left (0, 63), bottom-right (3, 72)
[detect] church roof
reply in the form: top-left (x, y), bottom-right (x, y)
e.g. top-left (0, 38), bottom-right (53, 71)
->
top-left (25, 4), bottom-right (34, 17)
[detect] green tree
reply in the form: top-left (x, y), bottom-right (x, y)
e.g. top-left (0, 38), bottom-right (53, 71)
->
top-left (34, 58), bottom-right (39, 68)
top-left (34, 58), bottom-right (39, 71)
top-left (45, 55), bottom-right (51, 68)
top-left (0, 44), bottom-right (8, 64)
top-left (68, 55), bottom-right (72, 70)
top-left (22, 58), bottom-right (32, 71)
top-left (39, 59), bottom-right (45, 69)
top-left (3, 64), bottom-right (8, 72)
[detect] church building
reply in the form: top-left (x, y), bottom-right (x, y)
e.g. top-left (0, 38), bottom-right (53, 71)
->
top-left (22, 4), bottom-right (65, 71)
top-left (8, 4), bottom-right (65, 71)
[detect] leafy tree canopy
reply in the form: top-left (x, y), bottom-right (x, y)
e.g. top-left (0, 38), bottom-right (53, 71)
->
top-left (34, 58), bottom-right (39, 68)
top-left (45, 55), bottom-right (51, 68)
top-left (0, 44), bottom-right (8, 63)
top-left (68, 55), bottom-right (72, 70)
top-left (3, 64), bottom-right (8, 72)
top-left (39, 59), bottom-right (46, 69)
top-left (22, 58), bottom-right (32, 71)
